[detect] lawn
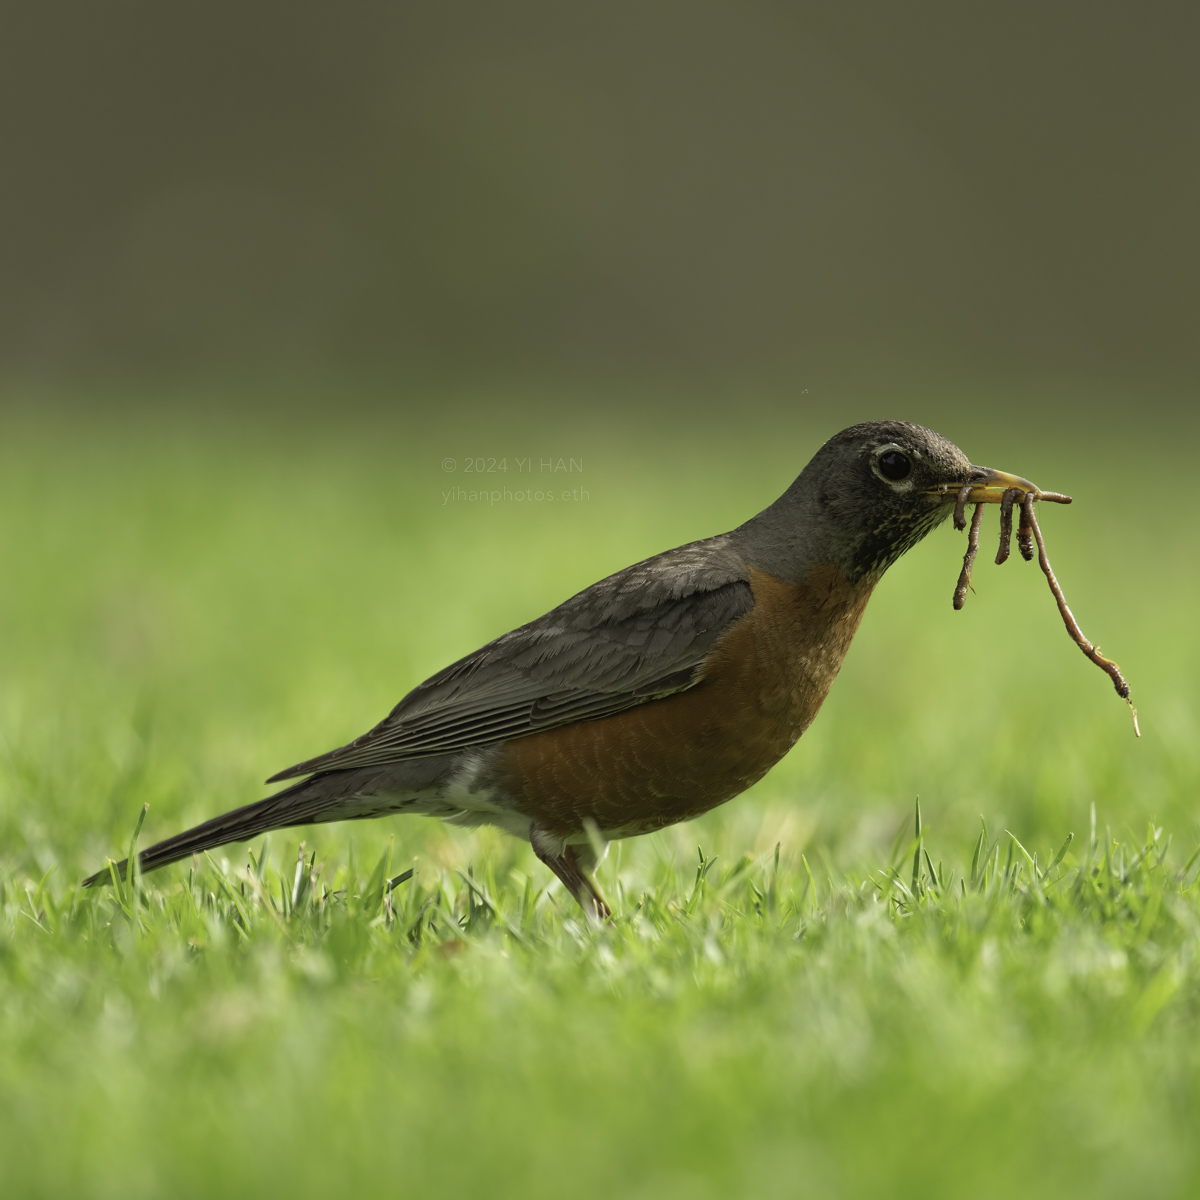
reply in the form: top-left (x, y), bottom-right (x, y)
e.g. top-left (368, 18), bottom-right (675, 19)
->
top-left (1, 388), bottom-right (1197, 1198)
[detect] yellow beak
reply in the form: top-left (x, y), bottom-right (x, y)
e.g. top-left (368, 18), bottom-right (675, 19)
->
top-left (928, 466), bottom-right (1043, 503)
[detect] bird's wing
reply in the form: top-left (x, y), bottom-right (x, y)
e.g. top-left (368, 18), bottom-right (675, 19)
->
top-left (267, 536), bottom-right (754, 780)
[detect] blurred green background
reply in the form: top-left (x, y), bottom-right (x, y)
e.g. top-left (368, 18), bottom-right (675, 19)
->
top-left (2, 4), bottom-right (1199, 1197)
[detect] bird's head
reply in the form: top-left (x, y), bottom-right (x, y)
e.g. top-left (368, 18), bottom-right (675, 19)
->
top-left (740, 420), bottom-right (1043, 584)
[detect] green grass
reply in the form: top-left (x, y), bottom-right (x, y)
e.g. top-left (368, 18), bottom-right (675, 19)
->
top-left (1, 391), bottom-right (1198, 1197)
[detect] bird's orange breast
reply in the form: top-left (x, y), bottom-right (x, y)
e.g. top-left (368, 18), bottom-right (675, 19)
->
top-left (494, 565), bottom-right (874, 838)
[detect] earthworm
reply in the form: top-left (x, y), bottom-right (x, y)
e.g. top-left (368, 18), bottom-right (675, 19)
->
top-left (995, 487), bottom-right (1021, 565)
top-left (1021, 493), bottom-right (1138, 734)
top-left (951, 487), bottom-right (1137, 735)
top-left (953, 503), bottom-right (985, 610)
top-left (953, 484), bottom-right (973, 531)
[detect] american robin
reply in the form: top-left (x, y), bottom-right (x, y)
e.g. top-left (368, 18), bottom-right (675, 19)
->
top-left (86, 420), bottom-right (1041, 916)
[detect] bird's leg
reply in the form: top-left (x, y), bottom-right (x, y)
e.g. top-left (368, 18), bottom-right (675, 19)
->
top-left (530, 828), bottom-right (612, 920)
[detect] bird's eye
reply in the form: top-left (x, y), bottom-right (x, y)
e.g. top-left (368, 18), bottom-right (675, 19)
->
top-left (877, 450), bottom-right (912, 481)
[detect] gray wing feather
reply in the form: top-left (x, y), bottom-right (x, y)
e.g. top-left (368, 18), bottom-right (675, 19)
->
top-left (268, 536), bottom-right (753, 780)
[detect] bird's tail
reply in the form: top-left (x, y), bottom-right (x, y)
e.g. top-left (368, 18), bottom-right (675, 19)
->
top-left (82, 775), bottom-right (336, 887)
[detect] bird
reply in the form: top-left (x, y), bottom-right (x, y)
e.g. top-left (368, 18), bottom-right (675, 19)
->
top-left (85, 420), bottom-right (1041, 916)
